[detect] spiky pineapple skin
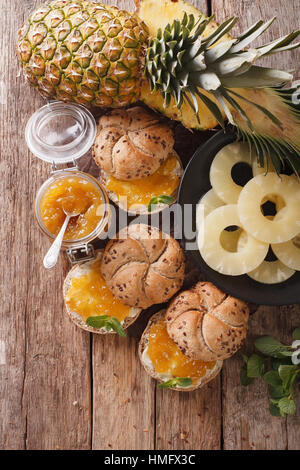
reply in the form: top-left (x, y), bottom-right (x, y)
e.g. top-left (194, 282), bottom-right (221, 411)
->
top-left (17, 0), bottom-right (149, 107)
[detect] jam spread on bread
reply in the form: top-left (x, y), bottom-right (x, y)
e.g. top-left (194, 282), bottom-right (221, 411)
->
top-left (106, 154), bottom-right (179, 209)
top-left (65, 259), bottom-right (132, 322)
top-left (147, 320), bottom-right (216, 383)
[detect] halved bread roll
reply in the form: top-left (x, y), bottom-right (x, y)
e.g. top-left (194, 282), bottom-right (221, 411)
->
top-left (139, 310), bottom-right (223, 391)
top-left (101, 224), bottom-right (185, 309)
top-left (166, 282), bottom-right (249, 361)
top-left (63, 250), bottom-right (142, 334)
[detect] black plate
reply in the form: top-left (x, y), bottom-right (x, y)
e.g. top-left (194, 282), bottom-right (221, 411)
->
top-left (178, 129), bottom-right (300, 306)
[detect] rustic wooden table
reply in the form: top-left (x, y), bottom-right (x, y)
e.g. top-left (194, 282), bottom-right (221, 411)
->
top-left (1, 0), bottom-right (299, 451)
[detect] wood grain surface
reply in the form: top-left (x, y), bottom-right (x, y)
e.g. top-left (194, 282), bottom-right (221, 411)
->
top-left (0, 0), bottom-right (299, 450)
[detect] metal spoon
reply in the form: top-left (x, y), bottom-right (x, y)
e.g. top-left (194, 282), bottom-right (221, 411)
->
top-left (43, 208), bottom-right (79, 269)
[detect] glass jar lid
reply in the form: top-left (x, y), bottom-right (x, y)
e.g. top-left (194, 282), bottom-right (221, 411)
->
top-left (25, 101), bottom-right (96, 164)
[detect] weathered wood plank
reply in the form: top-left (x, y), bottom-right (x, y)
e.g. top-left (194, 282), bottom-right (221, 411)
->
top-left (156, 377), bottom-right (221, 450)
top-left (92, 334), bottom-right (155, 450)
top-left (212, 0), bottom-right (300, 451)
top-left (0, 0), bottom-right (92, 449)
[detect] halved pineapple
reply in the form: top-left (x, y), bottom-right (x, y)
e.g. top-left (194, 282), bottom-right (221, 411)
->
top-left (135, 0), bottom-right (206, 37)
top-left (136, 0), bottom-right (226, 130)
top-left (247, 260), bottom-right (295, 284)
top-left (237, 173), bottom-right (300, 243)
top-left (209, 142), bottom-right (253, 204)
top-left (198, 205), bottom-right (269, 276)
top-left (272, 235), bottom-right (300, 271)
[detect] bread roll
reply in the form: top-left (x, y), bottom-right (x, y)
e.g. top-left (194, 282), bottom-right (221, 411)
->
top-left (166, 282), bottom-right (249, 361)
top-left (63, 251), bottom-right (141, 334)
top-left (93, 107), bottom-right (174, 180)
top-left (139, 310), bottom-right (223, 391)
top-left (101, 224), bottom-right (185, 309)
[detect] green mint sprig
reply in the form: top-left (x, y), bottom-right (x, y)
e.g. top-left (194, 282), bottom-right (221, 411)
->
top-left (240, 329), bottom-right (300, 417)
top-left (158, 377), bottom-right (193, 389)
top-left (86, 315), bottom-right (126, 337)
top-left (148, 195), bottom-right (174, 212)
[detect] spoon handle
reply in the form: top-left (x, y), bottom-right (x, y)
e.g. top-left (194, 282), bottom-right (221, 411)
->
top-left (43, 215), bottom-right (70, 269)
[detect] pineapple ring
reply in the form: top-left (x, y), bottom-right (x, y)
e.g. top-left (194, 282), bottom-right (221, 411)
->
top-left (238, 173), bottom-right (300, 243)
top-left (247, 260), bottom-right (295, 284)
top-left (210, 142), bottom-right (252, 204)
top-left (272, 235), bottom-right (300, 271)
top-left (196, 189), bottom-right (224, 228)
top-left (198, 205), bottom-right (269, 276)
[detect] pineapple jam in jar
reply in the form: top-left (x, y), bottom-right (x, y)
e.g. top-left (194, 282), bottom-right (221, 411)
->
top-left (35, 171), bottom-right (110, 247)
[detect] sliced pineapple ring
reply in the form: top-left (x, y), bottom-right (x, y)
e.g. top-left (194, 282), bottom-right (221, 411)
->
top-left (247, 260), bottom-right (295, 284)
top-left (198, 205), bottom-right (269, 276)
top-left (272, 235), bottom-right (300, 271)
top-left (210, 142), bottom-right (252, 204)
top-left (197, 189), bottom-right (224, 222)
top-left (238, 173), bottom-right (300, 243)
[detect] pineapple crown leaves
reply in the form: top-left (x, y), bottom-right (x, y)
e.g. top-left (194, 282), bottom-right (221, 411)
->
top-left (145, 13), bottom-right (300, 114)
top-left (145, 13), bottom-right (300, 176)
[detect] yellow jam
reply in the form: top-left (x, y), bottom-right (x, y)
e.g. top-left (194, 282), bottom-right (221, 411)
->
top-left (106, 155), bottom-right (180, 209)
top-left (40, 176), bottom-right (104, 240)
top-left (66, 258), bottom-right (132, 322)
top-left (147, 320), bottom-right (216, 383)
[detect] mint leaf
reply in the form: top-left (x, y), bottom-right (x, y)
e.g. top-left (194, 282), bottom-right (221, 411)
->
top-left (263, 371), bottom-right (282, 387)
top-left (86, 315), bottom-right (126, 337)
top-left (240, 364), bottom-right (254, 386)
top-left (158, 377), bottom-right (193, 389)
top-left (278, 397), bottom-right (297, 416)
top-left (278, 365), bottom-right (299, 392)
top-left (292, 328), bottom-right (300, 341)
top-left (247, 354), bottom-right (265, 378)
top-left (108, 317), bottom-right (127, 337)
top-left (269, 401), bottom-right (281, 417)
top-left (148, 195), bottom-right (174, 212)
top-left (254, 336), bottom-right (287, 357)
top-left (86, 315), bottom-right (109, 329)
top-left (268, 384), bottom-right (285, 399)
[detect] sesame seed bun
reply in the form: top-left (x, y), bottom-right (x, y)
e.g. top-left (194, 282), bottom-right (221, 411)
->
top-left (100, 224), bottom-right (185, 309)
top-left (92, 107), bottom-right (174, 180)
top-left (166, 282), bottom-right (249, 361)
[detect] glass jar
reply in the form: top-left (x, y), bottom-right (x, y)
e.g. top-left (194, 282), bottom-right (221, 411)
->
top-left (26, 101), bottom-right (110, 264)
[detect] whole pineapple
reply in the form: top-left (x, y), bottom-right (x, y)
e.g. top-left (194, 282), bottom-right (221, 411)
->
top-left (17, 0), bottom-right (300, 175)
top-left (17, 0), bottom-right (149, 107)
